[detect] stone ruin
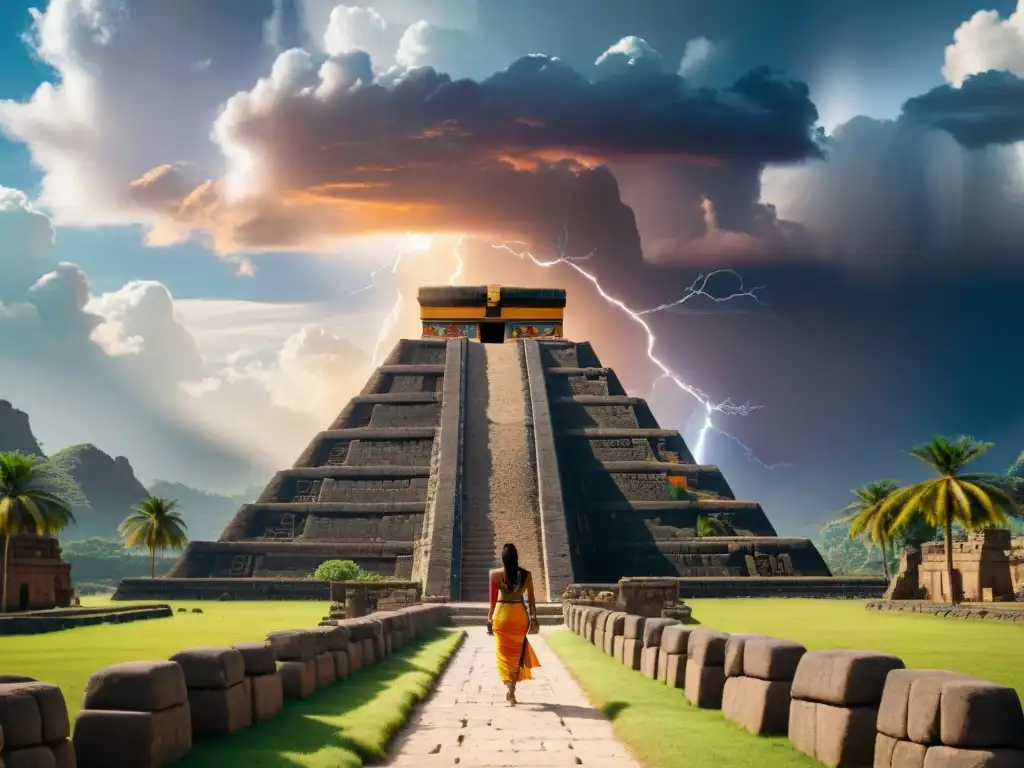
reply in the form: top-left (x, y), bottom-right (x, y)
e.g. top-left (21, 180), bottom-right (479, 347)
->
top-left (887, 528), bottom-right (1024, 602)
top-left (0, 534), bottom-right (73, 612)
top-left (115, 285), bottom-right (884, 603)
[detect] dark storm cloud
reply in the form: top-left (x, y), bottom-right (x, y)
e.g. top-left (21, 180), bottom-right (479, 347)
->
top-left (145, 48), bottom-right (823, 253)
top-left (901, 70), bottom-right (1024, 149)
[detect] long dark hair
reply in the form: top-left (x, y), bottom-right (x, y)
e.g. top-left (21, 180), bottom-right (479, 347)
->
top-left (501, 543), bottom-right (522, 591)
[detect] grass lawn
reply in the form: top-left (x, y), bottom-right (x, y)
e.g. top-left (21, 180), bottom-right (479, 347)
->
top-left (688, 598), bottom-right (1024, 698)
top-left (0, 597), bottom-right (333, 717)
top-left (547, 631), bottom-right (818, 768)
top-left (548, 599), bottom-right (1024, 768)
top-left (179, 629), bottom-right (464, 768)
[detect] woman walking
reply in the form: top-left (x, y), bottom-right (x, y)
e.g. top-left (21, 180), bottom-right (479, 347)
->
top-left (486, 543), bottom-right (540, 706)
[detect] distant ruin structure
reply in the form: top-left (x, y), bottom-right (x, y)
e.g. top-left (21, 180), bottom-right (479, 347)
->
top-left (115, 285), bottom-right (884, 602)
top-left (888, 529), bottom-right (1023, 602)
top-left (0, 535), bottom-right (73, 611)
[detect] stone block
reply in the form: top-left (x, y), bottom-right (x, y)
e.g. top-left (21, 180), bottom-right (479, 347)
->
top-left (622, 638), bottom-right (642, 671)
top-left (613, 635), bottom-right (625, 664)
top-left (331, 651), bottom-right (349, 681)
top-left (372, 633), bottom-right (386, 661)
top-left (722, 676), bottom-right (792, 735)
top-left (723, 634), bottom-right (765, 678)
top-left (791, 649), bottom-right (905, 707)
top-left (0, 683), bottom-right (68, 745)
top-left (938, 681), bottom-right (1024, 749)
top-left (232, 642), bottom-right (278, 677)
top-left (3, 740), bottom-right (75, 768)
top-left (662, 654), bottom-right (685, 689)
top-left (81, 661), bottom-right (187, 713)
top-left (640, 647), bottom-right (659, 679)
top-left (187, 682), bottom-right (252, 736)
top-left (169, 647), bottom-right (245, 689)
top-left (0, 687), bottom-right (39, 749)
top-left (642, 618), bottom-right (678, 648)
top-left (788, 698), bottom-right (878, 767)
top-left (659, 625), bottom-right (692, 656)
top-left (72, 704), bottom-right (191, 768)
top-left (0, 678), bottom-right (34, 685)
top-left (277, 660), bottom-right (316, 700)
top-left (742, 636), bottom-right (806, 682)
top-left (249, 674), bottom-right (283, 723)
top-left (622, 615), bottom-right (645, 640)
top-left (346, 641), bottom-right (364, 674)
top-left (266, 630), bottom-right (317, 662)
top-left (923, 746), bottom-right (1024, 768)
top-left (315, 653), bottom-right (336, 688)
top-left (594, 630), bottom-right (605, 651)
top-left (684, 659), bottom-right (725, 709)
top-left (687, 629), bottom-right (729, 667)
top-left (361, 638), bottom-right (375, 666)
top-left (311, 625), bottom-right (350, 652)
top-left (879, 670), bottom-right (971, 741)
top-left (604, 613), bottom-right (626, 655)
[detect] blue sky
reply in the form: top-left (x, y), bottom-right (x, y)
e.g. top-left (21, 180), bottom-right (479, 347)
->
top-left (0, 0), bottom-right (1022, 534)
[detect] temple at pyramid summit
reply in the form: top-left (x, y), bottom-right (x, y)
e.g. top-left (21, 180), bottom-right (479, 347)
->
top-left (115, 285), bottom-right (884, 602)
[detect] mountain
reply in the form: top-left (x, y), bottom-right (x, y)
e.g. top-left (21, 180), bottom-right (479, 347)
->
top-left (50, 444), bottom-right (150, 540)
top-left (0, 399), bottom-right (261, 543)
top-left (147, 480), bottom-right (260, 542)
top-left (0, 400), bottom-right (44, 456)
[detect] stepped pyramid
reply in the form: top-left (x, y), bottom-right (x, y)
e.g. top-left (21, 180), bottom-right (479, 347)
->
top-left (138, 285), bottom-right (840, 603)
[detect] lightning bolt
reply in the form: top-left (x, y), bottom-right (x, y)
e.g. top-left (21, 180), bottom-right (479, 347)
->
top-left (486, 238), bottom-right (784, 469)
top-left (367, 233), bottom-right (435, 366)
top-left (448, 234), bottom-right (465, 285)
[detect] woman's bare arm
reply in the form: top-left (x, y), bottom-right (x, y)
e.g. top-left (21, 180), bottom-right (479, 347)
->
top-left (526, 571), bottom-right (538, 617)
top-left (487, 570), bottom-right (498, 623)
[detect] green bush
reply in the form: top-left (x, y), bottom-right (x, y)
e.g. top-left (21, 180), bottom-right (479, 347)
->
top-left (62, 537), bottom-right (175, 588)
top-left (310, 559), bottom-right (385, 581)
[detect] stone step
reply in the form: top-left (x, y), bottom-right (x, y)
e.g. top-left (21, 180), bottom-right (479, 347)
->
top-left (314, 427), bottom-right (437, 440)
top-left (239, 502), bottom-right (426, 515)
top-left (589, 461), bottom-right (718, 474)
top-left (553, 395), bottom-right (643, 406)
top-left (276, 466), bottom-right (431, 479)
top-left (378, 364), bottom-right (446, 375)
top-left (351, 392), bottom-right (442, 404)
top-left (545, 367), bottom-right (610, 376)
top-left (560, 428), bottom-right (680, 439)
top-left (594, 499), bottom-right (761, 512)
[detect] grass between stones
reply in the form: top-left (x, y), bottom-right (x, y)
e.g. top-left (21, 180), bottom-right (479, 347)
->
top-left (546, 630), bottom-right (819, 768)
top-left (179, 628), bottom-right (465, 768)
top-left (688, 598), bottom-right (1024, 698)
top-left (0, 598), bottom-right (334, 717)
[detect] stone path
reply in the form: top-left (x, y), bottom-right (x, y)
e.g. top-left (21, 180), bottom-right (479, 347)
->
top-left (380, 628), bottom-right (641, 767)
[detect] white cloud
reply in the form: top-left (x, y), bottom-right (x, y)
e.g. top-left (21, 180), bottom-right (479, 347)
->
top-left (594, 36), bottom-right (664, 77)
top-left (944, 2), bottom-right (1024, 86)
top-left (322, 4), bottom-right (389, 62)
top-left (678, 36), bottom-right (716, 77)
top-left (394, 20), bottom-right (483, 77)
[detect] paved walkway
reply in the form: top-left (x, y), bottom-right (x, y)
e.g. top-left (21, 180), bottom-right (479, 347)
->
top-left (380, 628), bottom-right (641, 767)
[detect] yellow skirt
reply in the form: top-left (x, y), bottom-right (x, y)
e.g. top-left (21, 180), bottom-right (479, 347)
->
top-left (493, 602), bottom-right (541, 683)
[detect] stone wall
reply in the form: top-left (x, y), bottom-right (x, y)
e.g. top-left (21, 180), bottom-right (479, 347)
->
top-left (0, 604), bottom-right (172, 635)
top-left (0, 604), bottom-right (455, 767)
top-left (866, 600), bottom-right (1024, 621)
top-left (888, 530), bottom-right (1020, 602)
top-left (564, 575), bottom-right (886, 601)
top-left (563, 604), bottom-right (1024, 767)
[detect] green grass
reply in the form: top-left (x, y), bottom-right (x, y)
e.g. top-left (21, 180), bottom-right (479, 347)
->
top-left (688, 598), bottom-right (1024, 698)
top-left (549, 599), bottom-right (1024, 768)
top-left (178, 629), bottom-right (464, 768)
top-left (547, 631), bottom-right (818, 768)
top-left (0, 598), bottom-right (333, 717)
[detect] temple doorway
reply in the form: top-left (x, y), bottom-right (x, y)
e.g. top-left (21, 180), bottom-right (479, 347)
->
top-left (18, 583), bottom-right (29, 611)
top-left (479, 323), bottom-right (505, 343)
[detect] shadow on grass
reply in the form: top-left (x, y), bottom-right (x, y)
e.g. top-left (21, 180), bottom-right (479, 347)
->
top-left (534, 701), bottom-right (630, 722)
top-left (177, 629), bottom-right (463, 768)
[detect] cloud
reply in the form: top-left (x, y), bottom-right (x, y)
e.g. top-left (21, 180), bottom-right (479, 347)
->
top-left (943, 1), bottom-right (1024, 86)
top-left (394, 20), bottom-right (485, 78)
top-left (322, 5), bottom-right (389, 60)
top-left (645, 197), bottom-right (766, 265)
top-left (140, 40), bottom-right (822, 255)
top-left (901, 70), bottom-right (1024, 148)
top-left (678, 37), bottom-right (716, 77)
top-left (0, 185), bottom-right (381, 490)
top-left (594, 35), bottom-right (664, 77)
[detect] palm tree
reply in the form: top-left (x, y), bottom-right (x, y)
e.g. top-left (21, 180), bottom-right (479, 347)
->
top-left (118, 496), bottom-right (188, 578)
top-left (695, 513), bottom-right (736, 537)
top-left (875, 436), bottom-right (1019, 604)
top-left (841, 480), bottom-right (901, 580)
top-left (0, 451), bottom-right (78, 612)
